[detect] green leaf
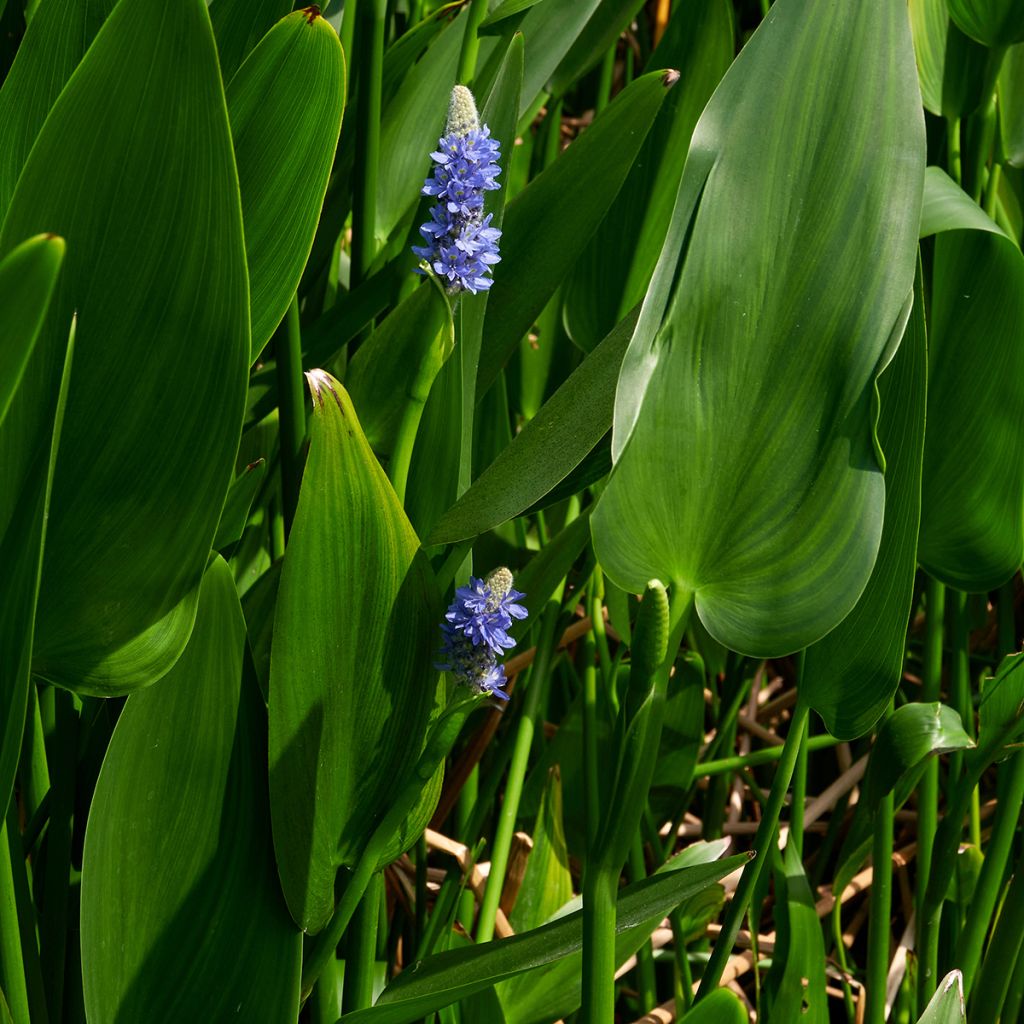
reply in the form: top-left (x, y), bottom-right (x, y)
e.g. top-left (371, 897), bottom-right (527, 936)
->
top-left (763, 845), bottom-right (828, 1024)
top-left (498, 841), bottom-right (731, 1024)
top-left (909, 0), bottom-right (1003, 117)
top-left (918, 167), bottom-right (1024, 590)
top-left (680, 989), bottom-right (747, 1023)
top-left (974, 651), bottom-right (1024, 762)
top-left (947, 0), bottom-right (1024, 45)
top-left (1000, 43), bottom-right (1024, 167)
top-left (592, 0), bottom-right (925, 657)
top-left (548, 0), bottom-right (646, 97)
top-left (0, 0), bottom-right (250, 694)
top-left (268, 370), bottom-right (440, 933)
top-left (917, 971), bottom-right (966, 1023)
top-left (476, 70), bottom-right (674, 396)
top-left (0, 0), bottom-right (116, 219)
top-left (863, 702), bottom-right (975, 808)
top-left (209, 0), bottom-right (291, 82)
top-left (346, 277), bottom-right (454, 457)
top-left (213, 458), bottom-right (267, 552)
top-left (338, 855), bottom-right (747, 1024)
top-left (429, 308), bottom-right (636, 545)
top-left (562, 0), bottom-right (733, 351)
top-left (80, 558), bottom-right (301, 1022)
top-left (0, 232), bottom-right (66, 822)
top-left (802, 265), bottom-right (927, 739)
top-left (229, 8), bottom-right (345, 361)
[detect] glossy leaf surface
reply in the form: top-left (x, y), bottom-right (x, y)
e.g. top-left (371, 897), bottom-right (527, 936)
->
top-left (0, 0), bottom-right (250, 694)
top-left (918, 168), bottom-right (1024, 590)
top-left (80, 558), bottom-right (301, 1022)
top-left (228, 8), bottom-right (346, 360)
top-left (593, 0), bottom-right (924, 656)
top-left (268, 370), bottom-right (439, 933)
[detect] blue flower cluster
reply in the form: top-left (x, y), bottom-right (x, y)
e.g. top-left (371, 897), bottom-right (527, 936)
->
top-left (438, 567), bottom-right (527, 701)
top-left (412, 86), bottom-right (502, 295)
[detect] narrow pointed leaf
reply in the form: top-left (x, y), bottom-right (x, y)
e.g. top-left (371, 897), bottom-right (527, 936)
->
top-left (593, 0), bottom-right (925, 656)
top-left (477, 70), bottom-right (674, 396)
top-left (0, 0), bottom-right (250, 694)
top-left (339, 856), bottom-right (746, 1024)
top-left (213, 458), bottom-right (267, 552)
top-left (229, 8), bottom-right (345, 361)
top-left (917, 971), bottom-right (966, 1023)
top-left (802, 267), bottom-right (927, 739)
top-left (918, 167), bottom-right (1024, 590)
top-left (81, 558), bottom-right (301, 1022)
top-left (269, 370), bottom-right (439, 933)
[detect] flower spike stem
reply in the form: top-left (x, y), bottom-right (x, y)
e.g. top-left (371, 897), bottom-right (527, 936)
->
top-left (475, 599), bottom-right (562, 943)
top-left (340, 872), bottom-right (382, 1013)
top-left (695, 699), bottom-right (812, 1001)
top-left (456, 0), bottom-right (489, 85)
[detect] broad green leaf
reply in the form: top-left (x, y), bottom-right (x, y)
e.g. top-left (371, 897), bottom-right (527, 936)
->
top-left (918, 168), bottom-right (1024, 590)
top-left (0, 0), bottom-right (116, 219)
top-left (209, 0), bottom-right (290, 81)
top-left (476, 70), bottom-right (674, 396)
top-left (480, 0), bottom-right (542, 30)
top-left (80, 558), bottom-right (300, 1022)
top-left (1001, 44), bottom-right (1024, 166)
top-left (947, 0), bottom-right (1024, 45)
top-left (375, 11), bottom-right (465, 246)
top-left (862, 703), bottom-right (974, 813)
top-left (229, 8), bottom-right (345, 361)
top-left (563, 0), bottom-right (733, 351)
top-left (593, 0), bottom-right (925, 656)
top-left (0, 233), bottom-right (65, 823)
top-left (429, 307), bottom-right (636, 545)
top-left (548, 0), bottom-right (646, 97)
top-left (498, 841), bottom-right (730, 1024)
top-left (681, 989), bottom-right (747, 1023)
top-left (346, 277), bottom-right (454, 457)
top-left (802, 267), bottom-right (927, 739)
top-left (909, 0), bottom-right (1003, 117)
top-left (763, 845), bottom-right (828, 1024)
top-left (339, 855), bottom-right (746, 1024)
top-left (0, 0), bottom-right (250, 694)
top-left (269, 370), bottom-right (440, 933)
top-left (213, 457), bottom-right (267, 552)
top-left (917, 971), bottom-right (966, 1023)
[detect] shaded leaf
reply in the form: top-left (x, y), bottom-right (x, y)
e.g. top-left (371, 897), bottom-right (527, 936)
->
top-left (214, 458), bottom-right (267, 552)
top-left (947, 0), bottom-right (1024, 46)
top-left (209, 0), bottom-right (290, 81)
top-left (680, 989), bottom-right (747, 1023)
top-left (80, 558), bottom-right (301, 1022)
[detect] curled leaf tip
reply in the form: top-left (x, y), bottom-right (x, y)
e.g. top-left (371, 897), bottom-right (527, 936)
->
top-left (304, 368), bottom-right (343, 412)
top-left (662, 68), bottom-right (681, 88)
top-left (301, 5), bottom-right (321, 23)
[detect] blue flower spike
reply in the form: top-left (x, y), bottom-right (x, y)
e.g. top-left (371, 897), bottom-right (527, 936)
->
top-left (412, 85), bottom-right (502, 295)
top-left (438, 567), bottom-right (527, 701)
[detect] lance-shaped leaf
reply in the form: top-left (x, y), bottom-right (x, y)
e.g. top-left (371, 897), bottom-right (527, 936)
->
top-left (592, 0), bottom-right (925, 657)
top-left (0, 0), bottom-right (250, 695)
top-left (917, 971), bottom-right (966, 1024)
top-left (0, 239), bottom-right (68, 839)
top-left (228, 8), bottom-right (346, 361)
top-left (0, 0), bottom-right (116, 219)
top-left (269, 370), bottom-right (440, 933)
top-left (802, 268), bottom-right (927, 739)
top-left (918, 167), bottom-right (1024, 590)
top-left (81, 558), bottom-right (301, 1023)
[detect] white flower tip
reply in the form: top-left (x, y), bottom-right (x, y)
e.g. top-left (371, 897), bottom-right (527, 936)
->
top-left (447, 85), bottom-right (480, 137)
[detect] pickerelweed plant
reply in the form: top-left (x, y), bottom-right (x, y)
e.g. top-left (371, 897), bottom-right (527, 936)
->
top-left (6, 1), bottom-right (1024, 1022)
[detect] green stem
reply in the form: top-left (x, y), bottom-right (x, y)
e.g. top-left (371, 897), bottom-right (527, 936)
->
top-left (983, 161), bottom-right (1003, 220)
top-left (596, 43), bottom-right (616, 114)
top-left (947, 589), bottom-right (979, 845)
top-left (476, 603), bottom-right (561, 943)
top-left (865, 771), bottom-right (894, 1024)
top-left (339, 0), bottom-right (357, 85)
top-left (0, 807), bottom-right (29, 1024)
top-left (386, 359), bottom-right (435, 505)
top-left (39, 689), bottom-right (77, 1023)
top-left (629, 836), bottom-right (658, 1013)
top-left (790, 653), bottom-right (808, 857)
top-left (277, 295), bottom-right (305, 536)
top-left (455, 0), bottom-right (489, 85)
top-left (970, 866), bottom-right (1024, 1023)
top-left (589, 573), bottom-right (613, 686)
top-left (455, 769), bottom-right (477, 932)
top-left (582, 627), bottom-right (601, 857)
top-left (341, 872), bottom-right (381, 1013)
top-left (917, 578), bottom-right (945, 921)
top-left (17, 684), bottom-right (49, 822)
top-left (310, 956), bottom-right (343, 1024)
top-left (998, 579), bottom-right (1016, 656)
top-left (351, 0), bottom-right (385, 288)
top-left (698, 733), bottom-right (838, 777)
top-left (957, 750), bottom-right (1024, 995)
top-left (947, 117), bottom-right (962, 186)
top-left (581, 868), bottom-right (618, 1023)
top-left (695, 700), bottom-right (812, 1000)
